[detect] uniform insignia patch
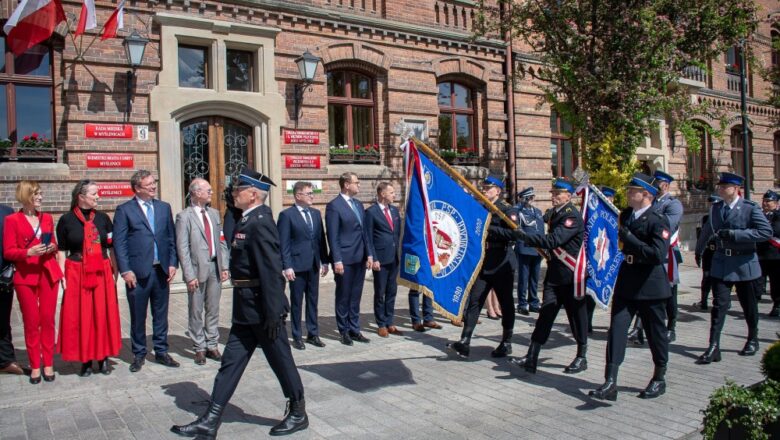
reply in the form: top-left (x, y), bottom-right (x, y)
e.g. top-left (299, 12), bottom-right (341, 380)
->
top-left (241, 217), bottom-right (248, 223)
top-left (564, 218), bottom-right (574, 228)
top-left (235, 233), bottom-right (246, 240)
top-left (565, 207), bottom-right (572, 213)
top-left (662, 229), bottom-right (669, 239)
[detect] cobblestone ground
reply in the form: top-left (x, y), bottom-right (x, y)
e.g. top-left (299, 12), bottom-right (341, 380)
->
top-left (1, 258), bottom-right (778, 440)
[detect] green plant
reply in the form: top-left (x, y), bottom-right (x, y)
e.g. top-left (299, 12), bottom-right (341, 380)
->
top-left (701, 379), bottom-right (780, 440)
top-left (762, 341), bottom-right (780, 382)
top-left (439, 149), bottom-right (457, 159)
top-left (18, 133), bottom-right (52, 149)
top-left (0, 139), bottom-right (11, 149)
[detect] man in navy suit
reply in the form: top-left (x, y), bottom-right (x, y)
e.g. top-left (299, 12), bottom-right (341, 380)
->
top-left (114, 170), bottom-right (180, 372)
top-left (365, 182), bottom-right (402, 338)
top-left (278, 181), bottom-right (330, 350)
top-left (326, 172), bottom-right (373, 345)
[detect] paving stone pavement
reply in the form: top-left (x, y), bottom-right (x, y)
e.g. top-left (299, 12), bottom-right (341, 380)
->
top-left (1, 258), bottom-right (778, 440)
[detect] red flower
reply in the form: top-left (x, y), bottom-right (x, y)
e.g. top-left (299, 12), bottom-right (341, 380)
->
top-left (23, 136), bottom-right (29, 141)
top-left (31, 132), bottom-right (38, 139)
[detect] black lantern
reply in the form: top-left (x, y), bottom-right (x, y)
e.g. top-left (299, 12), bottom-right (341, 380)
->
top-left (293, 50), bottom-right (321, 125)
top-left (123, 31), bottom-right (149, 117)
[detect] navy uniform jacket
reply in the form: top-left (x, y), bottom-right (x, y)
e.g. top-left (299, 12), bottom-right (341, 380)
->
top-left (523, 201), bottom-right (584, 286)
top-left (278, 205), bottom-right (329, 273)
top-left (481, 200), bottom-right (518, 275)
top-left (514, 203), bottom-right (545, 256)
top-left (757, 209), bottom-right (780, 261)
top-left (615, 207), bottom-right (672, 300)
top-left (695, 197), bottom-right (772, 282)
top-left (364, 204), bottom-right (401, 266)
top-left (230, 204), bottom-right (289, 325)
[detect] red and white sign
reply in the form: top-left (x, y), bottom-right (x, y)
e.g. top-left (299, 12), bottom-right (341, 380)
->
top-left (86, 153), bottom-right (134, 168)
top-left (283, 130), bottom-right (319, 145)
top-left (97, 182), bottom-right (134, 198)
top-left (284, 155), bottom-right (321, 169)
top-left (85, 123), bottom-right (133, 139)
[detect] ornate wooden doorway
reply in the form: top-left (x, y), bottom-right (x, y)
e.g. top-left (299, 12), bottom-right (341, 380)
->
top-left (181, 117), bottom-right (253, 214)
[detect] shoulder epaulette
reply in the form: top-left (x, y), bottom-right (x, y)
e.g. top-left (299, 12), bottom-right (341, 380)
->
top-left (742, 199), bottom-right (757, 206)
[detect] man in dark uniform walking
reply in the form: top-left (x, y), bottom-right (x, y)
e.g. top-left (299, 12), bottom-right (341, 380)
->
top-left (589, 173), bottom-right (671, 401)
top-left (757, 190), bottom-right (780, 317)
top-left (510, 178), bottom-right (587, 374)
top-left (171, 168), bottom-right (308, 438)
top-left (695, 172), bottom-right (771, 364)
top-left (446, 175), bottom-right (518, 359)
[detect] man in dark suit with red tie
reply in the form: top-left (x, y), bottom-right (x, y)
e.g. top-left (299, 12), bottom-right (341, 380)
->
top-left (326, 172), bottom-right (373, 345)
top-left (278, 181), bottom-right (330, 350)
top-left (113, 170), bottom-right (180, 372)
top-left (365, 182), bottom-right (402, 338)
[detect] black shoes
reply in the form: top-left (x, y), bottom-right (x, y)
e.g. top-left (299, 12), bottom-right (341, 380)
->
top-left (447, 340), bottom-right (470, 358)
top-left (269, 399), bottom-right (309, 436)
top-left (29, 373), bottom-right (41, 385)
top-left (291, 339), bottom-right (305, 350)
top-left (490, 330), bottom-right (513, 358)
top-left (739, 339), bottom-right (759, 356)
top-left (627, 327), bottom-right (645, 345)
top-left (667, 330), bottom-right (676, 343)
top-left (693, 301), bottom-right (708, 311)
top-left (349, 333), bottom-right (370, 343)
top-left (517, 306), bottom-right (529, 316)
top-left (306, 335), bottom-right (326, 347)
top-left (639, 365), bottom-right (667, 399)
top-left (589, 364), bottom-right (618, 401)
top-left (564, 344), bottom-right (588, 374)
top-left (171, 401), bottom-right (224, 439)
top-left (697, 344), bottom-right (721, 364)
top-left (510, 341), bottom-right (541, 374)
top-left (340, 333), bottom-right (353, 346)
top-left (43, 372), bottom-right (55, 382)
top-left (79, 362), bottom-right (93, 377)
top-left (129, 356), bottom-right (145, 373)
top-left (97, 358), bottom-right (111, 375)
top-left (155, 353), bottom-right (180, 368)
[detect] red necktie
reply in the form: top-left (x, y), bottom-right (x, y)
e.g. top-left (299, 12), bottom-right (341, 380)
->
top-left (201, 208), bottom-right (213, 257)
top-left (384, 206), bottom-right (394, 231)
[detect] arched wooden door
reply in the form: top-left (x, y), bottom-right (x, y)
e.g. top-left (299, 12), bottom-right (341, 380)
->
top-left (181, 117), bottom-right (253, 214)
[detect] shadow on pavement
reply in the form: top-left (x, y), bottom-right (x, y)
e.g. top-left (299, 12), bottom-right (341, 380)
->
top-left (298, 358), bottom-right (419, 392)
top-left (162, 381), bottom-right (279, 427)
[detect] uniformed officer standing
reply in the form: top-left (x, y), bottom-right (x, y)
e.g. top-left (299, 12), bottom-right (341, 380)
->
top-left (589, 173), bottom-right (671, 401)
top-left (172, 169), bottom-right (308, 438)
top-left (695, 172), bottom-right (771, 364)
top-left (693, 194), bottom-right (722, 311)
top-left (652, 170), bottom-right (684, 342)
top-left (514, 187), bottom-right (544, 315)
top-left (510, 178), bottom-right (587, 374)
top-left (757, 190), bottom-right (780, 317)
top-left (447, 176), bottom-right (518, 358)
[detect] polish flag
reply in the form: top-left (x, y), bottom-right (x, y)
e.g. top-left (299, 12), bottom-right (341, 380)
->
top-left (2, 0), bottom-right (66, 56)
top-left (100, 0), bottom-right (125, 40)
top-left (74, 0), bottom-right (97, 37)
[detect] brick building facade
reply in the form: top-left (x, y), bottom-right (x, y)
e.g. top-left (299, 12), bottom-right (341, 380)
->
top-left (1, 0), bottom-right (780, 250)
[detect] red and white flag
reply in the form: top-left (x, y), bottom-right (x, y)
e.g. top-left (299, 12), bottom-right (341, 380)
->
top-left (74, 0), bottom-right (97, 37)
top-left (100, 0), bottom-right (125, 40)
top-left (2, 0), bottom-right (66, 56)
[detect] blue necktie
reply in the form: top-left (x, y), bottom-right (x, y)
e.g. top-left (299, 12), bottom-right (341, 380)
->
top-left (350, 199), bottom-right (363, 226)
top-left (303, 208), bottom-right (314, 238)
top-left (145, 201), bottom-right (159, 261)
top-left (722, 205), bottom-right (730, 221)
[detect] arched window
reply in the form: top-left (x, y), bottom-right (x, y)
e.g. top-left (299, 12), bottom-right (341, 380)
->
top-left (730, 125), bottom-right (754, 187)
top-left (327, 70), bottom-right (376, 163)
top-left (550, 110), bottom-right (575, 177)
top-left (438, 80), bottom-right (477, 164)
top-left (686, 123), bottom-right (712, 190)
top-left (0, 38), bottom-right (55, 162)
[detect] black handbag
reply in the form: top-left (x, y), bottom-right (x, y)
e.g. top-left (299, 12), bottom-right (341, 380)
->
top-left (0, 222), bottom-right (40, 286)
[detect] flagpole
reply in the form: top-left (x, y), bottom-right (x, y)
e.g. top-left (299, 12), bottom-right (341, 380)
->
top-left (409, 136), bottom-right (519, 229)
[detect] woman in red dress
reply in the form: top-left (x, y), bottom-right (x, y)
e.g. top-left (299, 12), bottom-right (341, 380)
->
top-left (2, 180), bottom-right (63, 384)
top-left (56, 180), bottom-right (121, 376)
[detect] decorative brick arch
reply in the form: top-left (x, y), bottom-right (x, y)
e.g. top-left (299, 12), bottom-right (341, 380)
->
top-left (320, 42), bottom-right (391, 73)
top-left (432, 57), bottom-right (488, 84)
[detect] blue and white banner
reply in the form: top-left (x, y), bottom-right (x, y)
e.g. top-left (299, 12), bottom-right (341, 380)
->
top-left (398, 140), bottom-right (490, 319)
top-left (576, 185), bottom-right (623, 309)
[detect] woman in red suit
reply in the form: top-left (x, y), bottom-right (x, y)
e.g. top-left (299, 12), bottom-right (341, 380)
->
top-left (56, 180), bottom-right (121, 377)
top-left (2, 180), bottom-right (63, 384)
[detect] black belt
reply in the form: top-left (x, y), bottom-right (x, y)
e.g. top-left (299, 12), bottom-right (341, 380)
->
top-left (622, 254), bottom-right (653, 265)
top-left (67, 252), bottom-right (108, 261)
top-left (715, 248), bottom-right (755, 257)
top-left (233, 279), bottom-right (260, 288)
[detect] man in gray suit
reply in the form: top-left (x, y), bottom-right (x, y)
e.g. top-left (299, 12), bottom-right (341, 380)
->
top-left (176, 178), bottom-right (230, 365)
top-left (695, 172), bottom-right (772, 364)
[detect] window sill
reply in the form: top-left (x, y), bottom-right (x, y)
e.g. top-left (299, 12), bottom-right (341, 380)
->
top-left (0, 162), bottom-right (69, 177)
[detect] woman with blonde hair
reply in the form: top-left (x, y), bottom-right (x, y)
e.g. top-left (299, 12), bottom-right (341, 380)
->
top-left (2, 180), bottom-right (62, 384)
top-left (56, 180), bottom-right (121, 377)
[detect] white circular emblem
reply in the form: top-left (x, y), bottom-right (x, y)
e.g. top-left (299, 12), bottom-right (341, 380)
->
top-left (429, 200), bottom-right (468, 278)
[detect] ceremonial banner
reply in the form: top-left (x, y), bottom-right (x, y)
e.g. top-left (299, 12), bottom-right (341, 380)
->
top-left (577, 185), bottom-right (623, 309)
top-left (398, 140), bottom-right (490, 319)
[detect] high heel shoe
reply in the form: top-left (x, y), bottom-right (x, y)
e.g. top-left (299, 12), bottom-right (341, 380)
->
top-left (43, 367), bottom-right (55, 382)
top-left (29, 369), bottom-right (41, 385)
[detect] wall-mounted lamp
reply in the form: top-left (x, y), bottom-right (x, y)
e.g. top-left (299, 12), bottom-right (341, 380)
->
top-left (123, 31), bottom-right (149, 117)
top-left (293, 50), bottom-right (321, 126)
